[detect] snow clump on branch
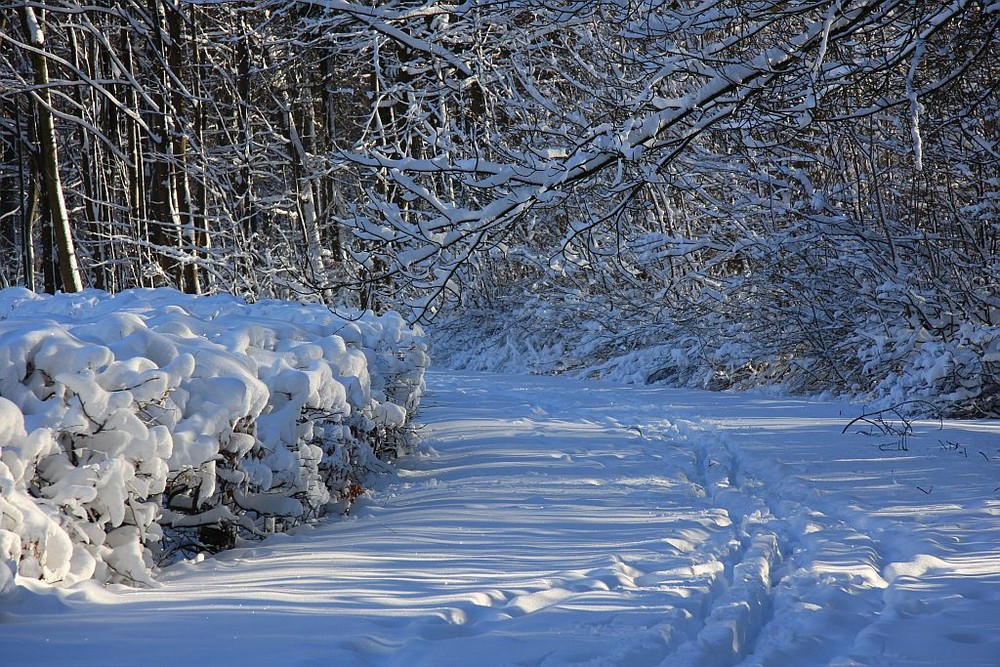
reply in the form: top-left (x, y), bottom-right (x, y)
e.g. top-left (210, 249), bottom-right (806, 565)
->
top-left (0, 288), bottom-right (426, 589)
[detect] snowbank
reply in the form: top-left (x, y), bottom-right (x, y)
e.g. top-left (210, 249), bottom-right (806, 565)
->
top-left (0, 288), bottom-right (426, 587)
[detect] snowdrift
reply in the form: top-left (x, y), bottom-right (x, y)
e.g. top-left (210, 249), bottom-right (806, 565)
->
top-left (0, 288), bottom-right (426, 588)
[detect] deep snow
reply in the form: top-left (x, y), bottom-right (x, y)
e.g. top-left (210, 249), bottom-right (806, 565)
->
top-left (0, 288), bottom-right (425, 588)
top-left (3, 370), bottom-right (1000, 666)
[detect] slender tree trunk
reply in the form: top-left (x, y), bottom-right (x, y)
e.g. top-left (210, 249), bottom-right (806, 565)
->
top-left (145, 0), bottom-right (182, 287)
top-left (20, 109), bottom-right (36, 291)
top-left (164, 0), bottom-right (201, 294)
top-left (22, 6), bottom-right (83, 293)
top-left (320, 54), bottom-right (343, 261)
top-left (285, 96), bottom-right (325, 284)
top-left (118, 27), bottom-right (151, 288)
top-left (0, 99), bottom-right (20, 287)
top-left (190, 4), bottom-right (210, 293)
top-left (69, 26), bottom-right (112, 291)
top-left (236, 21), bottom-right (255, 238)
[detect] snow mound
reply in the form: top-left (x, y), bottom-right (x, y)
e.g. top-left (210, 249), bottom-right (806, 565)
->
top-left (0, 288), bottom-right (427, 587)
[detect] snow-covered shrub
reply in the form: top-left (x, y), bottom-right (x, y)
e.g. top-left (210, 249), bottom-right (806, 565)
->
top-left (431, 262), bottom-right (998, 418)
top-left (0, 288), bottom-right (426, 585)
top-left (858, 320), bottom-right (1000, 417)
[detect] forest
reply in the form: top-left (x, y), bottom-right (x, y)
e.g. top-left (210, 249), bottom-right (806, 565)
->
top-left (2, 0), bottom-right (999, 416)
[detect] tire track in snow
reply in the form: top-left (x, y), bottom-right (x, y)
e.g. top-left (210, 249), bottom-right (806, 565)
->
top-left (651, 416), bottom-right (888, 666)
top-left (0, 372), bottom-right (902, 667)
top-left (636, 418), bottom-right (786, 666)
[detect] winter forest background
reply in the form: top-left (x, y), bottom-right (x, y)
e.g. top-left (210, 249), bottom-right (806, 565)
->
top-left (2, 0), bottom-right (1000, 417)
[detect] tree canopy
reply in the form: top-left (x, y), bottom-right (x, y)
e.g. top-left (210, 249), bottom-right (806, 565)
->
top-left (2, 0), bottom-right (998, 413)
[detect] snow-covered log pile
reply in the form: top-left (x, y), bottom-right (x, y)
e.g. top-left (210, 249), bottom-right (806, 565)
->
top-left (0, 288), bottom-right (426, 589)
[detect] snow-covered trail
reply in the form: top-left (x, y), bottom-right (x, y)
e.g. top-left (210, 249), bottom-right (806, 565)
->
top-left (3, 371), bottom-right (1000, 666)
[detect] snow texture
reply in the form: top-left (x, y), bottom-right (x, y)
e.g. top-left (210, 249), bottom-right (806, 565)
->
top-left (429, 295), bottom-right (1000, 419)
top-left (0, 288), bottom-right (426, 587)
top-left (2, 370), bottom-right (999, 666)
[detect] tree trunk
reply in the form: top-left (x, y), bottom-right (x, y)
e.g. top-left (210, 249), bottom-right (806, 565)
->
top-left (145, 0), bottom-right (182, 287)
top-left (285, 97), bottom-right (326, 285)
top-left (22, 6), bottom-right (83, 293)
top-left (0, 99), bottom-right (20, 288)
top-left (182, 4), bottom-right (212, 294)
top-left (164, 0), bottom-right (201, 294)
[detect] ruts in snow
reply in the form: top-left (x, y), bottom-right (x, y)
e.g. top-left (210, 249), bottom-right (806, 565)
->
top-left (2, 370), bottom-right (1000, 666)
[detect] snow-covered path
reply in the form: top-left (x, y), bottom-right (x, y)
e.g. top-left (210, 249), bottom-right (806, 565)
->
top-left (3, 371), bottom-right (1000, 666)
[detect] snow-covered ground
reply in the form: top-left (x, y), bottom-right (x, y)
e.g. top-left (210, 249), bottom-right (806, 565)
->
top-left (3, 370), bottom-right (1000, 666)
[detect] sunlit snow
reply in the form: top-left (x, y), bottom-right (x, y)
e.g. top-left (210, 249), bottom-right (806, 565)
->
top-left (3, 368), bottom-right (1000, 666)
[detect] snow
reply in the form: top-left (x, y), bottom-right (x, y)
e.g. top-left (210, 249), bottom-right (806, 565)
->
top-left (0, 288), bottom-right (425, 587)
top-left (3, 369), bottom-right (1000, 665)
top-left (22, 6), bottom-right (44, 46)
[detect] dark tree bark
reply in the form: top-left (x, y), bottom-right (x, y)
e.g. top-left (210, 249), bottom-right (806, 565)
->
top-left (21, 5), bottom-right (82, 293)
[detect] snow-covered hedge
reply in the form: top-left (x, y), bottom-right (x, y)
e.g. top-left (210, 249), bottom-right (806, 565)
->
top-left (0, 288), bottom-right (426, 588)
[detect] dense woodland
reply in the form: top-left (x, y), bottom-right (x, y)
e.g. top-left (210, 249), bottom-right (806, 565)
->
top-left (2, 1), bottom-right (999, 415)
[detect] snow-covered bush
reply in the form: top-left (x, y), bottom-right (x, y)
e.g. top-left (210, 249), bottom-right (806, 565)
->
top-left (0, 288), bottom-right (426, 587)
top-left (431, 266), bottom-right (1000, 419)
top-left (858, 320), bottom-right (1000, 418)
